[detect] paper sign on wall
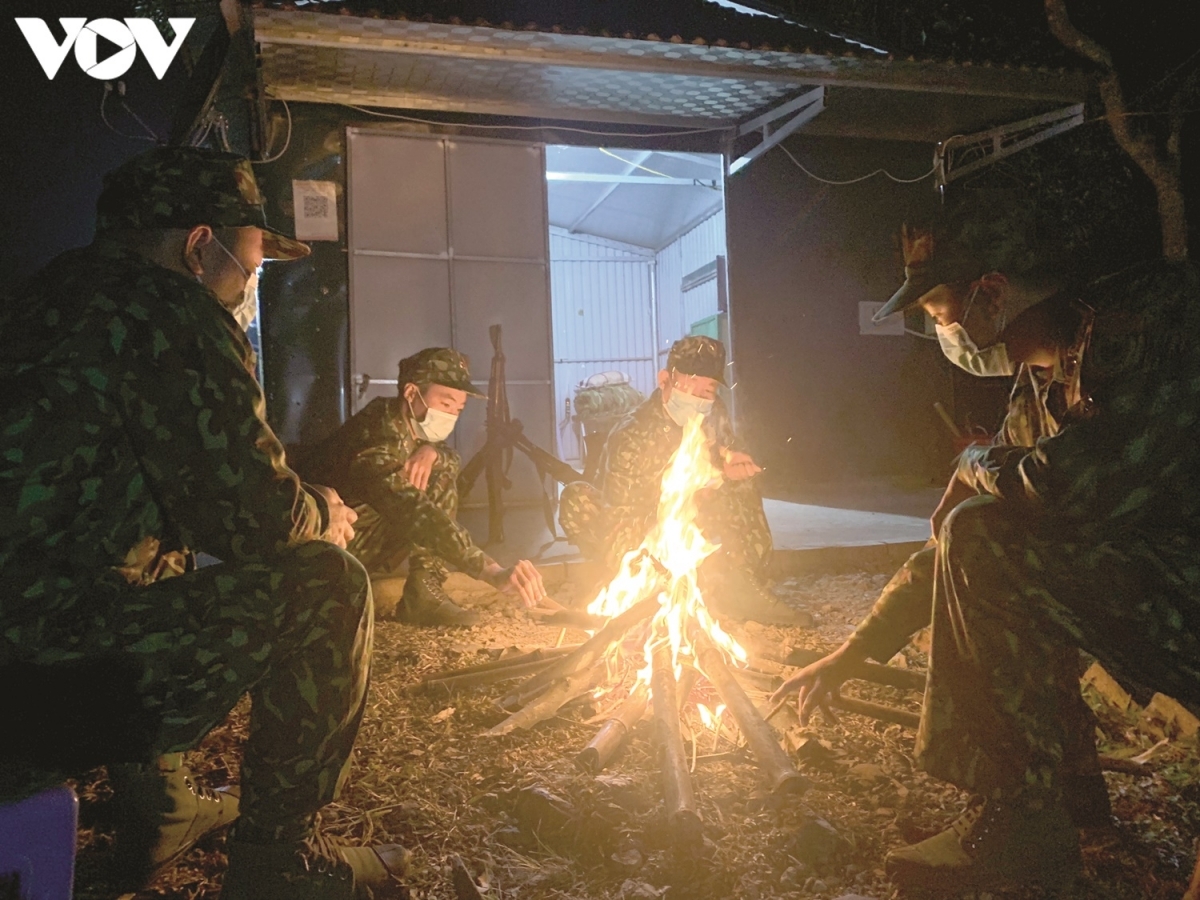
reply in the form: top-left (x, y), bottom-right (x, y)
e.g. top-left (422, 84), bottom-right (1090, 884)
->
top-left (292, 180), bottom-right (339, 241)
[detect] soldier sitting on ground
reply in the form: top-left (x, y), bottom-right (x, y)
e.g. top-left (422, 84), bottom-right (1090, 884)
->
top-left (773, 215), bottom-right (1200, 895)
top-left (300, 347), bottom-right (548, 627)
top-left (0, 146), bottom-right (408, 899)
top-left (560, 335), bottom-right (809, 627)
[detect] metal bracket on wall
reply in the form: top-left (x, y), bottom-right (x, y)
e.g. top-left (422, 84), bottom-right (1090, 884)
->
top-left (934, 103), bottom-right (1085, 189)
top-left (726, 86), bottom-right (825, 176)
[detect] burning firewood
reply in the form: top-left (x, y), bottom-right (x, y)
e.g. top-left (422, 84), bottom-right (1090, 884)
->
top-left (651, 643), bottom-right (702, 847)
top-left (576, 683), bottom-right (649, 774)
top-left (697, 635), bottom-right (807, 797)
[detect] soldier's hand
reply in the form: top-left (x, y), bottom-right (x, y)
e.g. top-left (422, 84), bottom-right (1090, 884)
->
top-left (930, 475), bottom-right (975, 540)
top-left (313, 485), bottom-right (358, 549)
top-left (769, 642), bottom-right (860, 726)
top-left (722, 449), bottom-right (762, 482)
top-left (404, 444), bottom-right (439, 492)
top-left (482, 559), bottom-right (548, 608)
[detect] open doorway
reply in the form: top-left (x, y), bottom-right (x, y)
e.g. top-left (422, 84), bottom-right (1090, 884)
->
top-left (546, 146), bottom-right (729, 477)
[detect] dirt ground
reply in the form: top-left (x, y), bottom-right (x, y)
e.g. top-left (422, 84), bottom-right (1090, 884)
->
top-left (73, 566), bottom-right (1200, 900)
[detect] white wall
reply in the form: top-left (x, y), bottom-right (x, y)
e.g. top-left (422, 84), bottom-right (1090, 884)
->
top-left (653, 210), bottom-right (727, 368)
top-left (550, 229), bottom-right (656, 464)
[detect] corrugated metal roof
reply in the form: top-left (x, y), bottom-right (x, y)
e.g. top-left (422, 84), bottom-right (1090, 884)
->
top-left (252, 0), bottom-right (874, 58)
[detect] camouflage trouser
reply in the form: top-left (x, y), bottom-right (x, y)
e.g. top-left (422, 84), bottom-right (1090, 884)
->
top-left (861, 543), bottom-right (1101, 783)
top-left (1, 541), bottom-right (372, 838)
top-left (917, 494), bottom-right (1200, 799)
top-left (347, 448), bottom-right (460, 577)
top-left (559, 478), bottom-right (773, 580)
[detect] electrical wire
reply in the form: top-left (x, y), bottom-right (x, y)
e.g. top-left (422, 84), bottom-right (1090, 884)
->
top-left (256, 98), bottom-right (293, 164)
top-left (341, 104), bottom-right (728, 138)
top-left (100, 83), bottom-right (157, 142)
top-left (119, 97), bottom-right (162, 142)
top-left (779, 143), bottom-right (936, 185)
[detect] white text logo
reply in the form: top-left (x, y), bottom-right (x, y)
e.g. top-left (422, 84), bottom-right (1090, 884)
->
top-left (16, 18), bottom-right (196, 80)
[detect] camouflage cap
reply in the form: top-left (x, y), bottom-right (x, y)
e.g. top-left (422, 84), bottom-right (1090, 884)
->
top-left (666, 335), bottom-right (727, 384)
top-left (95, 146), bottom-right (310, 260)
top-left (397, 348), bottom-right (486, 398)
top-left (875, 195), bottom-right (1040, 322)
top-left (874, 224), bottom-right (983, 322)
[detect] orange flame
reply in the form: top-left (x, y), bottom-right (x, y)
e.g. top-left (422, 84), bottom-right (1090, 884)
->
top-left (586, 412), bottom-right (747, 692)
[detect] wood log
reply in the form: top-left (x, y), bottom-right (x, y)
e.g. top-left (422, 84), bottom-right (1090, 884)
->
top-left (418, 656), bottom-right (563, 696)
top-left (416, 645), bottom-right (578, 686)
top-left (697, 638), bottom-right (807, 797)
top-left (782, 648), bottom-right (927, 692)
top-left (499, 595), bottom-right (659, 711)
top-left (651, 644), bottom-right (702, 847)
top-left (575, 683), bottom-right (649, 774)
top-left (483, 663), bottom-right (606, 737)
top-left (831, 696), bottom-right (920, 729)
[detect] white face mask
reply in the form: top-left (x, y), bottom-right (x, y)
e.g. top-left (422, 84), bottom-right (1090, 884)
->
top-left (209, 236), bottom-right (260, 332)
top-left (664, 386), bottom-right (714, 426)
top-left (408, 396), bottom-right (458, 443)
top-left (231, 268), bottom-right (260, 332)
top-left (934, 285), bottom-right (1014, 377)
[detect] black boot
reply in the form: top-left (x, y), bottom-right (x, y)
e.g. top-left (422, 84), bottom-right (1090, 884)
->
top-left (396, 563), bottom-right (480, 627)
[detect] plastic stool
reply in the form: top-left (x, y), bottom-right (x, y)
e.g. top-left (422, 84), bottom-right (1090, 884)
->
top-left (0, 786), bottom-right (78, 900)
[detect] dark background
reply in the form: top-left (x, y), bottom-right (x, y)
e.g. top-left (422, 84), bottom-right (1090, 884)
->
top-left (2, 1), bottom-right (1196, 494)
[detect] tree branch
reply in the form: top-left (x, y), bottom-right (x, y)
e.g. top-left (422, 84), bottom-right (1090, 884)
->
top-left (1043, 0), bottom-right (1112, 70)
top-left (1044, 0), bottom-right (1188, 261)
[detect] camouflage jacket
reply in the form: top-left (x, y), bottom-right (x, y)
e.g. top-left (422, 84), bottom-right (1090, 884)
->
top-left (0, 241), bottom-right (329, 660)
top-left (847, 264), bottom-right (1199, 659)
top-left (957, 260), bottom-right (1200, 534)
top-left (596, 390), bottom-right (743, 557)
top-left (301, 397), bottom-right (487, 578)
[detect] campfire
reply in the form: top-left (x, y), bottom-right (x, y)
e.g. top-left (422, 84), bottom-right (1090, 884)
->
top-left (416, 414), bottom-right (809, 846)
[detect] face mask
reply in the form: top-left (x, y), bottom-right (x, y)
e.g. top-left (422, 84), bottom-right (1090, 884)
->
top-left (209, 236), bottom-right (259, 332)
top-left (664, 386), bottom-right (714, 426)
top-left (231, 268), bottom-right (260, 332)
top-left (408, 396), bottom-right (458, 442)
top-left (934, 285), bottom-right (1014, 377)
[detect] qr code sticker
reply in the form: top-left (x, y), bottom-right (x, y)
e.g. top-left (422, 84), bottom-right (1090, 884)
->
top-left (303, 194), bottom-right (331, 219)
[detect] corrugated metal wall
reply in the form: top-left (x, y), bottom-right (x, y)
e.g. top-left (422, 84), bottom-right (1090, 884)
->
top-left (654, 210), bottom-right (727, 367)
top-left (550, 229), bottom-right (656, 463)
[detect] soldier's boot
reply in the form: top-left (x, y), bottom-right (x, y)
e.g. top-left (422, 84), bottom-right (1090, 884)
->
top-left (1064, 773), bottom-right (1112, 828)
top-left (397, 561), bottom-right (480, 627)
top-left (110, 754), bottom-right (239, 885)
top-left (220, 826), bottom-right (411, 900)
top-left (701, 558), bottom-right (814, 628)
top-left (885, 796), bottom-right (1080, 894)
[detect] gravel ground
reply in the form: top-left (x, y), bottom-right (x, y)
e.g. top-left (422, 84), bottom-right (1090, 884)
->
top-left (71, 567), bottom-right (1200, 900)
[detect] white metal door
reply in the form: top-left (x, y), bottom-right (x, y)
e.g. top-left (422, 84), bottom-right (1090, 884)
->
top-left (347, 130), bottom-right (554, 506)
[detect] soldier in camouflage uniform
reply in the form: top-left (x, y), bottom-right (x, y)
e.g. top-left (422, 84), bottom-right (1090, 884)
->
top-left (0, 147), bottom-right (408, 899)
top-left (560, 336), bottom-right (807, 626)
top-left (301, 347), bottom-right (548, 626)
top-left (774, 220), bottom-right (1200, 894)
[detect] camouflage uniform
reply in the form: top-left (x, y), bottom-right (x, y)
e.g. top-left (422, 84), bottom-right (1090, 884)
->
top-left (560, 337), bottom-right (772, 579)
top-left (301, 361), bottom-right (488, 581)
top-left (875, 261), bottom-right (1200, 799)
top-left (0, 148), bottom-right (368, 841)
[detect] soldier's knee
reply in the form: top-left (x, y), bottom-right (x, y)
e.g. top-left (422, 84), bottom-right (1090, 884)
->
top-left (940, 494), bottom-right (1006, 557)
top-left (559, 481), bottom-right (602, 540)
top-left (288, 541), bottom-right (371, 612)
